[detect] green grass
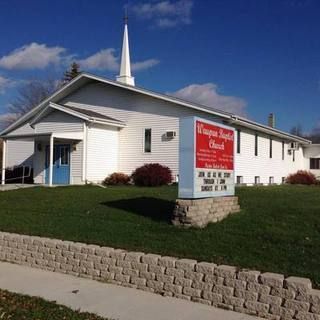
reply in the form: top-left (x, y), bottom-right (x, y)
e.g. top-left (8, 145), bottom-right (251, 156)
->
top-left (0, 185), bottom-right (319, 287)
top-left (0, 289), bottom-right (107, 320)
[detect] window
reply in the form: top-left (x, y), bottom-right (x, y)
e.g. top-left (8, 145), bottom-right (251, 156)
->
top-left (236, 176), bottom-right (243, 184)
top-left (310, 158), bottom-right (320, 169)
top-left (254, 176), bottom-right (260, 184)
top-left (282, 177), bottom-right (286, 184)
top-left (293, 150), bottom-right (295, 162)
top-left (269, 176), bottom-right (274, 184)
top-left (144, 129), bottom-right (152, 153)
top-left (254, 134), bottom-right (258, 156)
top-left (60, 146), bottom-right (70, 166)
top-left (236, 129), bottom-right (241, 154)
top-left (282, 141), bottom-right (285, 160)
top-left (269, 138), bottom-right (273, 158)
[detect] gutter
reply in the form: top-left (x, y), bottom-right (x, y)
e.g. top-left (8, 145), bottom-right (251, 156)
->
top-left (229, 116), bottom-right (311, 144)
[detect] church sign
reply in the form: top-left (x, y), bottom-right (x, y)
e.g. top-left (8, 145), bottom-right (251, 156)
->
top-left (179, 117), bottom-right (235, 198)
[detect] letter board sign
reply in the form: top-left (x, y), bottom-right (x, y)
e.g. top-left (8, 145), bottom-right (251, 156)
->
top-left (179, 117), bottom-right (235, 198)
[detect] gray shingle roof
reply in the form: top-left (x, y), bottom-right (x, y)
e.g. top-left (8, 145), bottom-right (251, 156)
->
top-left (63, 105), bottom-right (124, 124)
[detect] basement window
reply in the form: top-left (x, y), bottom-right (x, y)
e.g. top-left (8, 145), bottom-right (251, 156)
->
top-left (144, 129), bottom-right (152, 153)
top-left (236, 176), bottom-right (243, 184)
top-left (254, 176), bottom-right (260, 185)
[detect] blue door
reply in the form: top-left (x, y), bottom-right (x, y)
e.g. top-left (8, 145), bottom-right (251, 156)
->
top-left (45, 144), bottom-right (70, 184)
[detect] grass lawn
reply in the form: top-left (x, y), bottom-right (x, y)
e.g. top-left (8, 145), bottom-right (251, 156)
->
top-left (0, 289), bottom-right (106, 320)
top-left (0, 185), bottom-right (319, 287)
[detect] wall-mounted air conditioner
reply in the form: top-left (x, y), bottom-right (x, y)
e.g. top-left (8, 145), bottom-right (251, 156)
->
top-left (288, 142), bottom-right (299, 150)
top-left (165, 131), bottom-right (176, 139)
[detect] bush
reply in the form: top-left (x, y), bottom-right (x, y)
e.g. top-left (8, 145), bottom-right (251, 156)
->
top-left (103, 172), bottom-right (130, 185)
top-left (131, 163), bottom-right (173, 187)
top-left (286, 170), bottom-right (317, 185)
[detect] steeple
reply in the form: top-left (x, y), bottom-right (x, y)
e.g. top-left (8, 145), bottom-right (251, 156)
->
top-left (116, 10), bottom-right (135, 86)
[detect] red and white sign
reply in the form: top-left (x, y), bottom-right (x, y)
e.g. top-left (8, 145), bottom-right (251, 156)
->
top-left (195, 120), bottom-right (234, 170)
top-left (179, 117), bottom-right (235, 199)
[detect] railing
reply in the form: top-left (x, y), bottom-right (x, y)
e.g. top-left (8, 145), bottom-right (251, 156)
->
top-left (1, 166), bottom-right (33, 184)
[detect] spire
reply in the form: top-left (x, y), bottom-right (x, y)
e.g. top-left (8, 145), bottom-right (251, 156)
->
top-left (116, 9), bottom-right (135, 86)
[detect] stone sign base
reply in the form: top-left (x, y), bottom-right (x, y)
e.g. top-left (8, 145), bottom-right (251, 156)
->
top-left (172, 196), bottom-right (240, 228)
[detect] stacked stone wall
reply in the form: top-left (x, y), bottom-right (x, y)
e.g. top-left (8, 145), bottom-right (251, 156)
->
top-left (0, 231), bottom-right (319, 320)
top-left (172, 196), bottom-right (240, 227)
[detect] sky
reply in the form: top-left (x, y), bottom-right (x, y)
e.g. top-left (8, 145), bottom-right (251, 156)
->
top-left (0, 0), bottom-right (319, 133)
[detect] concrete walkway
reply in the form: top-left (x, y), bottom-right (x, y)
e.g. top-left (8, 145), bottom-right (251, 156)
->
top-left (0, 184), bottom-right (36, 191)
top-left (0, 262), bottom-right (262, 320)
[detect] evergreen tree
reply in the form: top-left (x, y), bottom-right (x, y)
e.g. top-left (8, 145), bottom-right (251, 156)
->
top-left (63, 62), bottom-right (81, 84)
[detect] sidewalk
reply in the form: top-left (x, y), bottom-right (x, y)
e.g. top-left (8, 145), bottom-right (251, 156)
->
top-left (0, 262), bottom-right (262, 320)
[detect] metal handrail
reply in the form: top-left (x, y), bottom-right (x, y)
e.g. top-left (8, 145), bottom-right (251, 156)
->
top-left (2, 166), bottom-right (32, 184)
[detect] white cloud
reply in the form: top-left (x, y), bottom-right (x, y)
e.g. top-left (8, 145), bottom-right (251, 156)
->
top-left (0, 76), bottom-right (16, 94)
top-left (0, 43), bottom-right (159, 73)
top-left (170, 83), bottom-right (247, 116)
top-left (78, 49), bottom-right (119, 72)
top-left (0, 43), bottom-right (66, 70)
top-left (132, 59), bottom-right (160, 71)
top-left (78, 48), bottom-right (159, 72)
top-left (131, 0), bottom-right (193, 28)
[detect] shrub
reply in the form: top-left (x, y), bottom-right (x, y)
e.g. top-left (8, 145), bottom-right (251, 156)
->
top-left (131, 163), bottom-right (173, 187)
top-left (286, 170), bottom-right (317, 185)
top-left (103, 172), bottom-right (130, 185)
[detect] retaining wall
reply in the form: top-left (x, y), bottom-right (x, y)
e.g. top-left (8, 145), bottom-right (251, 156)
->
top-left (0, 231), bottom-right (319, 320)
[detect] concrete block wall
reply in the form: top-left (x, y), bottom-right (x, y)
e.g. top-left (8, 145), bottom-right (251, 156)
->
top-left (172, 196), bottom-right (240, 228)
top-left (0, 231), bottom-right (319, 320)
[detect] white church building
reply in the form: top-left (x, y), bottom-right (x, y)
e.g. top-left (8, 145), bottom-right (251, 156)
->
top-left (1, 22), bottom-right (320, 186)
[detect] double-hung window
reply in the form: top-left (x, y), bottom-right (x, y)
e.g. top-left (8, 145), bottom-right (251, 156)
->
top-left (236, 129), bottom-right (241, 154)
top-left (254, 134), bottom-right (258, 156)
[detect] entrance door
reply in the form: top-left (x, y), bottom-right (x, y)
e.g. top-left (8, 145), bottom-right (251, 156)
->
top-left (45, 144), bottom-right (70, 184)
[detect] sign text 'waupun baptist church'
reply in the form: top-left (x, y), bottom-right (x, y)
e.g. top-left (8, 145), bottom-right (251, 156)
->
top-left (179, 117), bottom-right (235, 199)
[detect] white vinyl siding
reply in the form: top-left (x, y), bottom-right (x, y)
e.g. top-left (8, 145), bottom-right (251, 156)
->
top-left (235, 128), bottom-right (305, 185)
top-left (86, 124), bottom-right (119, 183)
top-left (35, 110), bottom-right (83, 134)
top-left (71, 141), bottom-right (83, 184)
top-left (59, 81), bottom-right (310, 184)
top-left (6, 139), bottom-right (34, 168)
top-left (33, 143), bottom-right (45, 184)
top-left (6, 122), bottom-right (34, 136)
top-left (61, 82), bottom-right (224, 177)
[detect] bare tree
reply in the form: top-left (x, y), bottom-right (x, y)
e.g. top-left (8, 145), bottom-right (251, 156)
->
top-left (8, 78), bottom-right (58, 117)
top-left (290, 124), bottom-right (304, 137)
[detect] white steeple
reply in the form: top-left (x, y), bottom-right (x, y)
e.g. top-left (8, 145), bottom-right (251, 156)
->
top-left (116, 13), bottom-right (135, 86)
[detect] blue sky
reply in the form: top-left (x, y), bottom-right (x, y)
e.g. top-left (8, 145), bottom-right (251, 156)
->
top-left (0, 0), bottom-right (319, 133)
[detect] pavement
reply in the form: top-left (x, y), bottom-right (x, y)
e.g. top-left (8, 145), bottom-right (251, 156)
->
top-left (0, 262), bottom-right (262, 320)
top-left (0, 184), bottom-right (36, 191)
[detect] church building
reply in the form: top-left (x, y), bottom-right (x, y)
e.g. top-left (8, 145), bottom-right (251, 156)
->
top-left (1, 21), bottom-right (320, 186)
